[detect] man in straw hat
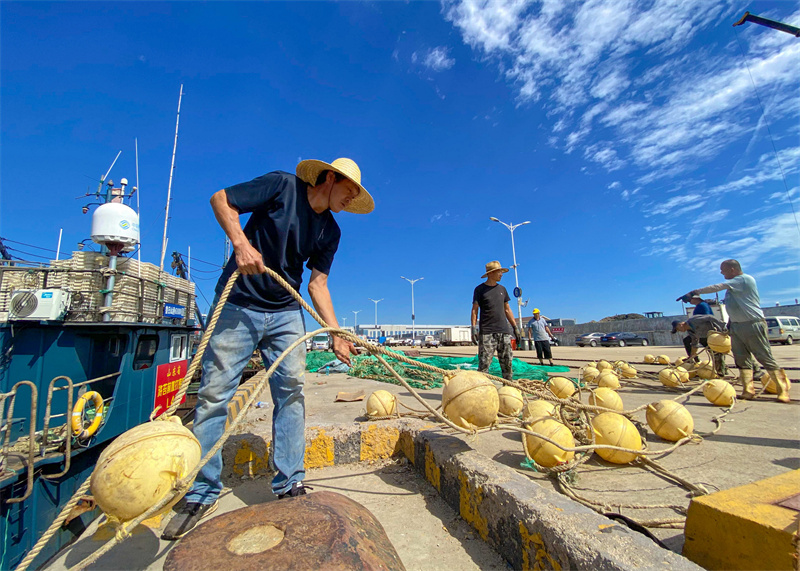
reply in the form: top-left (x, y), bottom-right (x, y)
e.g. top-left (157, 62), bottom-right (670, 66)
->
top-left (471, 261), bottom-right (523, 381)
top-left (163, 158), bottom-right (373, 540)
top-left (677, 258), bottom-right (789, 403)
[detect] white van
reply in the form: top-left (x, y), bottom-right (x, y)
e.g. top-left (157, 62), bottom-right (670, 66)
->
top-left (766, 316), bottom-right (800, 345)
top-left (312, 333), bottom-right (331, 351)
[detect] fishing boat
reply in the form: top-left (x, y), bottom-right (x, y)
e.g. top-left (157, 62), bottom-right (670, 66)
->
top-left (0, 169), bottom-right (198, 569)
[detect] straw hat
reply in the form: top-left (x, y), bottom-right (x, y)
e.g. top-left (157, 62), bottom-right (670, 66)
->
top-left (296, 157), bottom-right (374, 214)
top-left (481, 260), bottom-right (509, 278)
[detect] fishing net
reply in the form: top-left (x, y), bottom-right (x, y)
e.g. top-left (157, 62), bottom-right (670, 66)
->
top-left (306, 350), bottom-right (571, 390)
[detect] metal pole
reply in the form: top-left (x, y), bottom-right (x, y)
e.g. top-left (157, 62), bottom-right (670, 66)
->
top-left (160, 84), bottom-right (183, 272)
top-left (368, 298), bottom-right (383, 328)
top-left (509, 226), bottom-right (523, 330)
top-left (401, 276), bottom-right (423, 343)
top-left (353, 310), bottom-right (361, 333)
top-left (56, 229), bottom-right (63, 261)
top-left (135, 138), bottom-right (142, 279)
top-left (188, 245), bottom-right (191, 282)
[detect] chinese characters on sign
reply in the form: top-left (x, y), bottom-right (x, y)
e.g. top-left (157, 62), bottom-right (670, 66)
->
top-left (154, 359), bottom-right (188, 414)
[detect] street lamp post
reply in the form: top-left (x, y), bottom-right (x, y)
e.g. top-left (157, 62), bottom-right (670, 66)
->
top-left (400, 276), bottom-right (423, 344)
top-left (368, 298), bottom-right (383, 338)
top-left (342, 316), bottom-right (347, 328)
top-left (352, 310), bottom-right (361, 334)
top-left (489, 217), bottom-right (530, 339)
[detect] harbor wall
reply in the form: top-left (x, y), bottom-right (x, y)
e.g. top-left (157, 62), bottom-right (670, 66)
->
top-left (556, 303), bottom-right (800, 346)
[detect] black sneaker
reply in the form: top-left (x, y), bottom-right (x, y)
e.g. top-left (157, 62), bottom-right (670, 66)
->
top-left (277, 482), bottom-right (312, 499)
top-left (161, 500), bottom-right (219, 540)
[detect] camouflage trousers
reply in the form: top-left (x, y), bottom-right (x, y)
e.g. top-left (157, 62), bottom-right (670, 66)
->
top-left (478, 333), bottom-right (513, 381)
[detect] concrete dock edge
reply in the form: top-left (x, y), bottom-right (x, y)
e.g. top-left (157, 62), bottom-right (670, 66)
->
top-left (223, 419), bottom-right (702, 570)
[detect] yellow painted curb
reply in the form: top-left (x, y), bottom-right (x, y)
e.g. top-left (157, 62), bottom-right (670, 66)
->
top-left (683, 468), bottom-right (800, 570)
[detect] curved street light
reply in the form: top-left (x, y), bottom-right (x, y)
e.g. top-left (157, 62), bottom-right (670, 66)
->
top-left (489, 217), bottom-right (530, 332)
top-left (400, 276), bottom-right (423, 343)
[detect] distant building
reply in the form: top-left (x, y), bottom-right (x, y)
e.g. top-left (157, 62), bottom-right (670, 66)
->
top-left (356, 324), bottom-right (455, 340)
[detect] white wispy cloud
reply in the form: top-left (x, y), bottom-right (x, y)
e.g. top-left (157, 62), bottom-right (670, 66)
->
top-left (431, 210), bottom-right (451, 223)
top-left (756, 265), bottom-right (800, 278)
top-left (443, 0), bottom-right (800, 183)
top-left (412, 46), bottom-right (456, 71)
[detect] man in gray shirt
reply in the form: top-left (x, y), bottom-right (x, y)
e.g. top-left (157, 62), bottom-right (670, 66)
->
top-left (678, 259), bottom-right (789, 402)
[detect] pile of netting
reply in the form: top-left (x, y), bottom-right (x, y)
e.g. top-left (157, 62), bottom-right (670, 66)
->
top-left (305, 350), bottom-right (571, 389)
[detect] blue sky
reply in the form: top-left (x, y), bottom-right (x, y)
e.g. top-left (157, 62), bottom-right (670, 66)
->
top-left (2, 1), bottom-right (799, 327)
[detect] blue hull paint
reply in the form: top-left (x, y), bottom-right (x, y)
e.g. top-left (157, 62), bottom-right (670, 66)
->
top-left (0, 322), bottom-right (196, 569)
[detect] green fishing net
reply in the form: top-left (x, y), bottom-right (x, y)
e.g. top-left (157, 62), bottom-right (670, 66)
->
top-left (306, 350), bottom-right (571, 390)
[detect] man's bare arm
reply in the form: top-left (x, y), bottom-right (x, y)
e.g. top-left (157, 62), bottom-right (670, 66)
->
top-left (210, 189), bottom-right (266, 275)
top-left (471, 302), bottom-right (479, 328)
top-left (504, 302), bottom-right (517, 329)
top-left (308, 268), bottom-right (356, 365)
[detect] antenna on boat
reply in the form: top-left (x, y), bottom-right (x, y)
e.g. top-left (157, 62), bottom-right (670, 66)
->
top-left (160, 84), bottom-right (184, 272)
top-left (135, 138), bottom-right (142, 278)
top-left (99, 151), bottom-right (122, 194)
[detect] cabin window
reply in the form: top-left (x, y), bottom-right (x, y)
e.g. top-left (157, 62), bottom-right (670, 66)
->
top-left (170, 334), bottom-right (188, 362)
top-left (133, 335), bottom-right (159, 370)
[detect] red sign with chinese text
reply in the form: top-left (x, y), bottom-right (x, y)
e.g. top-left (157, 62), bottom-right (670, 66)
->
top-left (154, 360), bottom-right (188, 415)
top-left (551, 327), bottom-right (565, 334)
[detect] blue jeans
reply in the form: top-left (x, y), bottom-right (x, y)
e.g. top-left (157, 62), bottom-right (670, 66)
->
top-left (184, 302), bottom-right (307, 504)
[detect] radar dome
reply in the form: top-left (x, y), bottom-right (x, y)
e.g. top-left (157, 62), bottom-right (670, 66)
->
top-left (91, 203), bottom-right (140, 251)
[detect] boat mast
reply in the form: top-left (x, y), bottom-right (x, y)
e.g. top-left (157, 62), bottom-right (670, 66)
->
top-left (160, 84), bottom-right (183, 272)
top-left (135, 138), bottom-right (142, 278)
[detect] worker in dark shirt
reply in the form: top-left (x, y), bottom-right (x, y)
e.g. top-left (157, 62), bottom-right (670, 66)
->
top-left (471, 260), bottom-right (522, 381)
top-left (681, 296), bottom-right (714, 356)
top-left (163, 158), bottom-right (372, 540)
top-left (672, 314), bottom-right (728, 376)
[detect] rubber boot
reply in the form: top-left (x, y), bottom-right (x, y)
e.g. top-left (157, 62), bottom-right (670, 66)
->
top-left (769, 369), bottom-right (791, 403)
top-left (739, 369), bottom-right (755, 400)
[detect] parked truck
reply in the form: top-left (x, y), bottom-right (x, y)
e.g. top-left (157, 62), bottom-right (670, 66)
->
top-left (441, 326), bottom-right (473, 346)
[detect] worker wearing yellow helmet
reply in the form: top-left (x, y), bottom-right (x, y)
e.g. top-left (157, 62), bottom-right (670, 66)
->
top-left (527, 308), bottom-right (555, 367)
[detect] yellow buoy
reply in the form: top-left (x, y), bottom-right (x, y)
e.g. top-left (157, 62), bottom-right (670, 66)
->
top-left (498, 386), bottom-right (524, 417)
top-left (597, 360), bottom-right (613, 372)
top-left (674, 357), bottom-right (685, 368)
top-left (707, 332), bottom-right (731, 354)
top-left (676, 366), bottom-right (690, 383)
top-left (646, 400), bottom-right (694, 442)
top-left (582, 367), bottom-right (600, 383)
top-left (588, 387), bottom-right (623, 411)
top-left (656, 355), bottom-right (671, 365)
top-left (643, 355), bottom-right (655, 364)
top-left (442, 371), bottom-right (499, 429)
top-left (619, 364), bottom-right (637, 379)
top-left (695, 361), bottom-right (716, 380)
top-left (548, 376), bottom-right (576, 399)
top-left (591, 412), bottom-right (643, 464)
top-left (703, 379), bottom-right (736, 406)
top-left (366, 390), bottom-right (397, 418)
top-left (597, 371), bottom-right (621, 390)
top-left (760, 372), bottom-right (777, 394)
top-left (90, 417), bottom-right (201, 522)
top-left (521, 399), bottom-right (557, 423)
top-left (614, 360), bottom-right (627, 368)
top-left (587, 361), bottom-right (597, 368)
top-left (658, 368), bottom-right (684, 388)
top-left (523, 417), bottom-right (575, 467)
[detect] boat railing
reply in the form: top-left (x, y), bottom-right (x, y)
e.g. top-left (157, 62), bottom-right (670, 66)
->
top-left (1, 371), bottom-right (121, 502)
top-left (1, 380), bottom-right (37, 503)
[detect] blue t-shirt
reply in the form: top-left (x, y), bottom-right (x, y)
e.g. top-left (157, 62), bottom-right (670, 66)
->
top-left (214, 171), bottom-right (341, 312)
top-left (692, 301), bottom-right (713, 315)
